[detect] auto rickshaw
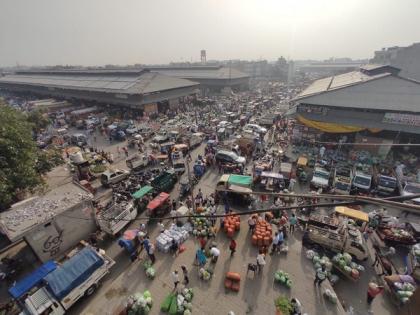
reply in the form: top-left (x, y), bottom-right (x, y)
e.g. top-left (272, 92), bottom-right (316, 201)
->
top-left (146, 192), bottom-right (171, 217)
top-left (296, 156), bottom-right (308, 176)
top-left (132, 185), bottom-right (154, 213)
top-left (179, 176), bottom-right (191, 199)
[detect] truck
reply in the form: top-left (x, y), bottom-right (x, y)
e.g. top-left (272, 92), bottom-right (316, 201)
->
top-left (150, 170), bottom-right (177, 193)
top-left (126, 154), bottom-right (149, 170)
top-left (303, 223), bottom-right (368, 261)
top-left (96, 200), bottom-right (137, 236)
top-left (215, 174), bottom-right (253, 205)
top-left (310, 166), bottom-right (330, 190)
top-left (373, 165), bottom-right (397, 195)
top-left (333, 165), bottom-right (353, 195)
top-left (9, 243), bottom-right (115, 315)
top-left (352, 164), bottom-right (372, 193)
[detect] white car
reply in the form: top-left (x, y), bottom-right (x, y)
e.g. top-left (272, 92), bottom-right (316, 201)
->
top-left (244, 124), bottom-right (267, 134)
top-left (215, 150), bottom-right (246, 166)
top-left (401, 182), bottom-right (420, 204)
top-left (311, 167), bottom-right (330, 189)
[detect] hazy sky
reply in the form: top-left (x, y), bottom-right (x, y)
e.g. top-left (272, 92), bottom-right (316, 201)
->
top-left (1, 0), bottom-right (420, 67)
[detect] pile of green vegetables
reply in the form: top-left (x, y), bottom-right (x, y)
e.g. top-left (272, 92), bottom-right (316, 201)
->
top-left (143, 261), bottom-right (155, 279)
top-left (161, 288), bottom-right (194, 315)
top-left (332, 253), bottom-right (364, 279)
top-left (274, 270), bottom-right (292, 288)
top-left (274, 296), bottom-right (293, 315)
top-left (126, 290), bottom-right (153, 315)
top-left (191, 215), bottom-right (214, 238)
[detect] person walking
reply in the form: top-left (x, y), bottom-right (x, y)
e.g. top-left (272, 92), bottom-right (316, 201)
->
top-left (367, 282), bottom-right (384, 304)
top-left (271, 232), bottom-right (279, 254)
top-left (229, 239), bottom-right (237, 257)
top-left (210, 245), bottom-right (220, 263)
top-left (256, 251), bottom-right (266, 274)
top-left (289, 214), bottom-right (298, 234)
top-left (124, 147), bottom-right (129, 157)
top-left (248, 215), bottom-right (256, 233)
top-left (314, 265), bottom-right (327, 286)
top-left (147, 243), bottom-right (156, 264)
top-left (181, 265), bottom-right (189, 285)
top-left (171, 270), bottom-right (180, 289)
top-left (117, 146), bottom-right (120, 157)
top-left (158, 220), bottom-right (165, 233)
top-left (290, 298), bottom-right (302, 315)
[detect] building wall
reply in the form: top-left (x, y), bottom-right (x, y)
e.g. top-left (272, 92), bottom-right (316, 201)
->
top-left (24, 200), bottom-right (96, 262)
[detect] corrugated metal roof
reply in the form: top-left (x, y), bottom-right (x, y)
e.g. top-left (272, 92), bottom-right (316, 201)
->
top-left (0, 72), bottom-right (199, 95)
top-left (295, 70), bottom-right (390, 100)
top-left (149, 66), bottom-right (249, 79)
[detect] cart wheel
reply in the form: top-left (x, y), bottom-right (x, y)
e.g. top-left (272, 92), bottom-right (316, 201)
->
top-left (85, 284), bottom-right (97, 296)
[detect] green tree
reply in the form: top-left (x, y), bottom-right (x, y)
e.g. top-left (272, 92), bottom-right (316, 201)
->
top-left (35, 147), bottom-right (64, 174)
top-left (26, 109), bottom-right (51, 134)
top-left (0, 105), bottom-right (42, 210)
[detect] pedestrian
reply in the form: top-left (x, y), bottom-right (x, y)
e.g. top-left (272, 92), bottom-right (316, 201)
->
top-left (197, 189), bottom-right (203, 203)
top-left (210, 212), bottom-right (216, 227)
top-left (210, 245), bottom-right (220, 263)
top-left (170, 239), bottom-right (179, 257)
top-left (256, 251), bottom-right (266, 274)
top-left (181, 265), bottom-right (189, 285)
top-left (170, 208), bottom-right (177, 223)
top-left (158, 220), bottom-right (165, 233)
top-left (367, 282), bottom-right (384, 304)
top-left (289, 213), bottom-right (297, 234)
top-left (117, 146), bottom-right (120, 157)
top-left (290, 298), bottom-right (302, 315)
top-left (314, 265), bottom-right (327, 286)
top-left (172, 199), bottom-right (177, 210)
top-left (271, 232), bottom-right (279, 254)
top-left (147, 243), bottom-right (156, 264)
top-left (171, 270), bottom-right (180, 289)
top-left (124, 147), bottom-right (129, 157)
top-left (248, 215), bottom-right (256, 232)
top-left (199, 236), bottom-right (207, 251)
top-left (229, 239), bottom-right (237, 257)
top-left (288, 178), bottom-right (296, 192)
top-left (224, 201), bottom-right (230, 214)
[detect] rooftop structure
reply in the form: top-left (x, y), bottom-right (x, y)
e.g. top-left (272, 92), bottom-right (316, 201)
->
top-left (291, 65), bottom-right (420, 134)
top-left (0, 182), bottom-right (92, 242)
top-left (0, 69), bottom-right (199, 108)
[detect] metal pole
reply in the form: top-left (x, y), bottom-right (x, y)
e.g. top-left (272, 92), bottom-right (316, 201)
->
top-left (185, 152), bottom-right (195, 212)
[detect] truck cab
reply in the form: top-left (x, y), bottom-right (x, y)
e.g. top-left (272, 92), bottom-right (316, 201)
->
top-left (352, 171), bottom-right (372, 193)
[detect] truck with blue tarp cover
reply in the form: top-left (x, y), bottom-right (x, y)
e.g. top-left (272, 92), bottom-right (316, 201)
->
top-left (9, 243), bottom-right (114, 315)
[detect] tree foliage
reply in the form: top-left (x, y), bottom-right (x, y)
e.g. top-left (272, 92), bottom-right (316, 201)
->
top-left (26, 109), bottom-right (51, 134)
top-left (0, 106), bottom-right (43, 209)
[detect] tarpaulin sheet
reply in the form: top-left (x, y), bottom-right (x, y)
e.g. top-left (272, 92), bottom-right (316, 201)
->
top-left (44, 248), bottom-right (104, 300)
top-left (297, 115), bottom-right (382, 133)
top-left (147, 192), bottom-right (169, 210)
top-left (228, 175), bottom-right (252, 187)
top-left (9, 260), bottom-right (57, 299)
top-left (132, 185), bottom-right (153, 199)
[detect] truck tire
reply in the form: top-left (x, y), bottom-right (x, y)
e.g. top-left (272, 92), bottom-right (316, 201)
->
top-left (85, 284), bottom-right (97, 296)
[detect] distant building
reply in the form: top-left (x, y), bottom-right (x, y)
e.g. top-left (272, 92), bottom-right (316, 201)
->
top-left (371, 43), bottom-right (420, 81)
top-left (149, 66), bottom-right (249, 94)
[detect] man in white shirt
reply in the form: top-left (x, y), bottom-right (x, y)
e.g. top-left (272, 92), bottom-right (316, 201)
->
top-left (256, 252), bottom-right (266, 273)
top-left (171, 270), bottom-right (179, 289)
top-left (210, 246), bottom-right (220, 263)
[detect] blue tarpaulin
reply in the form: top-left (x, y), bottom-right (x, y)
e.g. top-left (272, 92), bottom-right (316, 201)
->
top-left (44, 248), bottom-right (104, 300)
top-left (9, 260), bottom-right (57, 299)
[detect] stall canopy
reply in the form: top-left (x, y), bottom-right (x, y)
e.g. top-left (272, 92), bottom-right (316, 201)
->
top-left (147, 192), bottom-right (170, 210)
top-left (261, 172), bottom-right (283, 179)
top-left (44, 247), bottom-right (104, 300)
top-left (228, 175), bottom-right (253, 187)
top-left (334, 206), bottom-right (369, 222)
top-left (9, 260), bottom-right (58, 299)
top-left (132, 185), bottom-right (153, 199)
top-left (297, 115), bottom-right (382, 133)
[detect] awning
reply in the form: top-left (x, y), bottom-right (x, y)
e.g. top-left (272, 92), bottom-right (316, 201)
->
top-left (228, 184), bottom-right (253, 194)
top-left (297, 115), bottom-right (382, 133)
top-left (334, 206), bottom-right (369, 222)
top-left (261, 172), bottom-right (283, 179)
top-left (9, 260), bottom-right (58, 299)
top-left (228, 175), bottom-right (252, 187)
top-left (147, 192), bottom-right (170, 210)
top-left (132, 185), bottom-right (153, 199)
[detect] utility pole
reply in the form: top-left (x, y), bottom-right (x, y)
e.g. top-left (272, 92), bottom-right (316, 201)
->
top-left (185, 151), bottom-right (195, 212)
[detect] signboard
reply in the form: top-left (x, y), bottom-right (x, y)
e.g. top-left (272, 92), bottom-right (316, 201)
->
top-left (383, 113), bottom-right (420, 127)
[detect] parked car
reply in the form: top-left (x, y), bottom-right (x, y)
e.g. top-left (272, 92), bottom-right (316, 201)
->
top-left (70, 133), bottom-right (87, 146)
top-left (101, 169), bottom-right (130, 186)
top-left (125, 125), bottom-right (139, 135)
top-left (215, 150), bottom-right (246, 166)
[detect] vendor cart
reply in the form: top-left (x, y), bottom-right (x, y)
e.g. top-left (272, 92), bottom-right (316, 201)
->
top-left (193, 160), bottom-right (206, 178)
top-left (259, 171), bottom-right (285, 191)
top-left (117, 229), bottom-right (140, 260)
top-left (332, 262), bottom-right (358, 282)
top-left (146, 192), bottom-right (170, 217)
top-left (376, 226), bottom-right (417, 247)
top-left (179, 176), bottom-right (191, 199)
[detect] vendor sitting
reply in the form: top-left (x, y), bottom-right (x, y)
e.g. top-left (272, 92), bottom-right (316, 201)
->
top-left (210, 245), bottom-right (220, 263)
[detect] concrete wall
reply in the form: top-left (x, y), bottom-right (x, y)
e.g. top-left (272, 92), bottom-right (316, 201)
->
top-left (24, 200), bottom-right (96, 262)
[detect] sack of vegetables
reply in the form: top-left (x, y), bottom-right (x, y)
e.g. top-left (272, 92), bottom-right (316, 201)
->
top-left (274, 270), bottom-right (292, 288)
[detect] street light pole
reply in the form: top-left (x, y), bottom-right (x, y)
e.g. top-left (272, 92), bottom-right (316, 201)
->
top-left (185, 152), bottom-right (195, 212)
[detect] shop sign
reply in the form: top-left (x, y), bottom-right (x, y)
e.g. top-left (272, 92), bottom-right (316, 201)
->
top-left (383, 113), bottom-right (420, 126)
